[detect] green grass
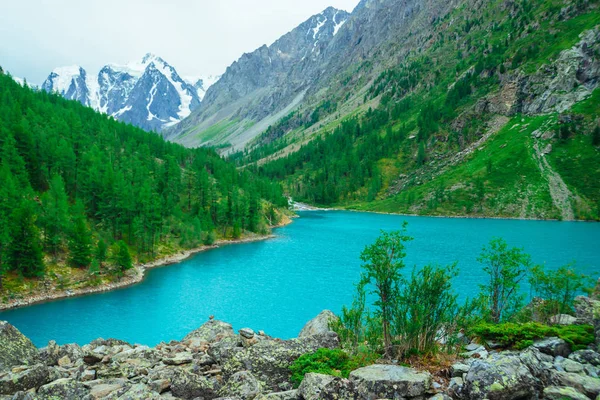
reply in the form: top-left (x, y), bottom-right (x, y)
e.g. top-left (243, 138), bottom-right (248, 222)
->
top-left (193, 119), bottom-right (239, 143)
top-left (289, 348), bottom-right (378, 387)
top-left (471, 322), bottom-right (595, 351)
top-left (352, 115), bottom-right (558, 219)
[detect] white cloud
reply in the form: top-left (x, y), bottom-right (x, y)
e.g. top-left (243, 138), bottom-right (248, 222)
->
top-left (0, 0), bottom-right (359, 85)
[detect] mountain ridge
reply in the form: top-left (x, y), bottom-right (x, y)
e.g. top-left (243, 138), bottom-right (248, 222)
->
top-left (41, 54), bottom-right (216, 132)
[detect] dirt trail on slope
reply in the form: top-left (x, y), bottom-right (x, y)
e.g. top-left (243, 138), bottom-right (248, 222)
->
top-left (532, 141), bottom-right (575, 221)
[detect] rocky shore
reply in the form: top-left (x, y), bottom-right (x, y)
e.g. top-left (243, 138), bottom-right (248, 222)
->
top-left (1, 306), bottom-right (599, 400)
top-left (0, 233), bottom-right (283, 312)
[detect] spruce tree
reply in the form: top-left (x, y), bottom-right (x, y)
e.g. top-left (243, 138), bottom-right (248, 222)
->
top-left (114, 240), bottom-right (132, 272)
top-left (40, 175), bottom-right (70, 256)
top-left (68, 201), bottom-right (93, 268)
top-left (8, 201), bottom-right (44, 278)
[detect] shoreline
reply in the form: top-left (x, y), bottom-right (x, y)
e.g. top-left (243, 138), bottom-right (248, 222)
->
top-left (298, 204), bottom-right (596, 223)
top-left (0, 220), bottom-right (292, 312)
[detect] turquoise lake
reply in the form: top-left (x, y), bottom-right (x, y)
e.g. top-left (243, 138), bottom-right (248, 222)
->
top-left (1, 211), bottom-right (599, 347)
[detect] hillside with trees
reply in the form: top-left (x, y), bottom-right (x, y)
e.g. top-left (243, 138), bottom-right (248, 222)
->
top-left (230, 0), bottom-right (600, 221)
top-left (0, 69), bottom-right (288, 298)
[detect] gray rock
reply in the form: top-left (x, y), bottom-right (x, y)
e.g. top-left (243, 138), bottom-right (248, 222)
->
top-left (81, 369), bottom-right (96, 382)
top-left (560, 359), bottom-right (585, 374)
top-left (184, 320), bottom-right (236, 343)
top-left (110, 383), bottom-right (162, 399)
top-left (255, 390), bottom-right (300, 400)
top-left (551, 371), bottom-right (600, 398)
top-left (298, 310), bottom-right (338, 338)
top-left (0, 364), bottom-right (50, 394)
top-left (240, 328), bottom-right (255, 339)
top-left (450, 363), bottom-right (470, 378)
top-left (36, 378), bottom-right (89, 399)
top-left (544, 386), bottom-right (592, 400)
top-left (574, 296), bottom-right (600, 325)
top-left (208, 336), bottom-right (244, 365)
top-left (88, 381), bottom-right (127, 399)
top-left (550, 314), bottom-right (578, 325)
top-left (463, 354), bottom-right (537, 400)
top-left (570, 350), bottom-right (600, 367)
top-left (297, 373), bottom-right (338, 400)
top-left (222, 333), bottom-right (339, 391)
top-left (170, 368), bottom-right (219, 399)
top-left (163, 352), bottom-right (193, 366)
top-left (0, 322), bottom-right (40, 370)
top-left (349, 364), bottom-right (432, 399)
top-left (148, 378), bottom-right (170, 394)
top-left (533, 337), bottom-right (571, 357)
top-left (220, 371), bottom-right (262, 399)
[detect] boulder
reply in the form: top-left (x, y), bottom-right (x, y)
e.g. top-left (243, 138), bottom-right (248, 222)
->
top-left (110, 383), bottom-right (162, 399)
top-left (450, 363), bottom-right (470, 378)
top-left (222, 333), bottom-right (339, 391)
top-left (184, 319), bottom-right (236, 343)
top-left (570, 350), bottom-right (600, 367)
top-left (208, 336), bottom-right (244, 364)
top-left (36, 378), bottom-right (89, 399)
top-left (543, 386), bottom-right (592, 400)
top-left (349, 364), bottom-right (432, 399)
top-left (550, 314), bottom-right (578, 325)
top-left (255, 391), bottom-right (299, 400)
top-left (171, 368), bottom-right (220, 399)
top-left (0, 322), bottom-right (40, 370)
top-left (533, 337), bottom-right (571, 357)
top-left (463, 354), bottom-right (537, 400)
top-left (297, 373), bottom-right (339, 400)
top-left (240, 328), bottom-right (255, 339)
top-left (163, 352), bottom-right (193, 366)
top-left (551, 371), bottom-right (600, 398)
top-left (0, 364), bottom-right (50, 394)
top-left (298, 310), bottom-right (338, 338)
top-left (574, 296), bottom-right (600, 325)
top-left (88, 381), bottom-right (127, 399)
top-left (220, 371), bottom-right (262, 399)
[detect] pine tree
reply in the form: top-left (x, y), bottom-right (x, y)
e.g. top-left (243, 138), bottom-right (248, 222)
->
top-left (114, 240), bottom-right (132, 272)
top-left (68, 201), bottom-right (93, 268)
top-left (593, 125), bottom-right (600, 146)
top-left (40, 175), bottom-right (70, 256)
top-left (95, 239), bottom-right (108, 265)
top-left (417, 142), bottom-right (426, 166)
top-left (8, 201), bottom-right (44, 278)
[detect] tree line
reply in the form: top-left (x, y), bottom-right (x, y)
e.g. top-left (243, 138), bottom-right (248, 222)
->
top-left (0, 70), bottom-right (287, 284)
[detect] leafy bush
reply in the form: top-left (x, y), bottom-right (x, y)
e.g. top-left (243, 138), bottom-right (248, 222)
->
top-left (289, 348), bottom-right (377, 387)
top-left (528, 264), bottom-right (592, 322)
top-left (471, 322), bottom-right (595, 350)
top-left (394, 264), bottom-right (460, 357)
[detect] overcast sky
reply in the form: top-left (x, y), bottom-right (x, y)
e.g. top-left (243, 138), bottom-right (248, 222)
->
top-left (0, 0), bottom-right (360, 85)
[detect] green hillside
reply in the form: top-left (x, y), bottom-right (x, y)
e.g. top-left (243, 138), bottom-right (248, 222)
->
top-left (0, 70), bottom-right (288, 295)
top-left (234, 0), bottom-right (600, 221)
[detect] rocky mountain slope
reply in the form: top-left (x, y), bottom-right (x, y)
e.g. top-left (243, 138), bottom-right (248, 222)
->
top-left (41, 54), bottom-right (213, 132)
top-left (225, 0), bottom-right (600, 221)
top-left (166, 7), bottom-right (350, 150)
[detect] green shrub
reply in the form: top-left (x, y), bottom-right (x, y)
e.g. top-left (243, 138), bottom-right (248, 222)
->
top-left (289, 348), bottom-right (377, 387)
top-left (471, 322), bottom-right (594, 351)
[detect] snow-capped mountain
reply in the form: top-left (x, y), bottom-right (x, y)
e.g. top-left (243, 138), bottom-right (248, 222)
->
top-left (42, 54), bottom-right (217, 132)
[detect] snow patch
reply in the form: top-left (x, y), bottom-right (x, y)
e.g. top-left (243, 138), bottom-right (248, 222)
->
top-left (312, 16), bottom-right (327, 39)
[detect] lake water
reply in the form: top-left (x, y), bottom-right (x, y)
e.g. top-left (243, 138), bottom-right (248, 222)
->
top-left (1, 211), bottom-right (599, 347)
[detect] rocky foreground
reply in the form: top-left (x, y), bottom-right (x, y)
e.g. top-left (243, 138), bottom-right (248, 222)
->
top-left (1, 308), bottom-right (600, 400)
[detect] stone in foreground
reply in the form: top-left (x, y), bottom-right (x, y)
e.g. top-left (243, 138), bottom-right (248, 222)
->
top-left (0, 321), bottom-right (41, 370)
top-left (298, 310), bottom-right (338, 338)
top-left (349, 364), bottom-right (432, 399)
top-left (463, 354), bottom-right (537, 400)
